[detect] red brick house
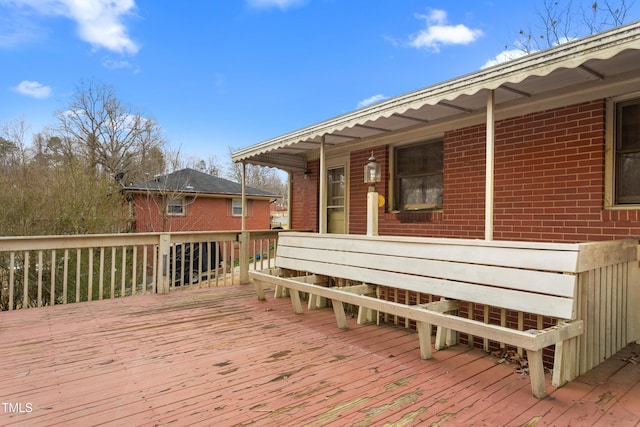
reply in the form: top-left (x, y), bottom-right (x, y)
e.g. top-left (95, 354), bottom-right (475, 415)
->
top-left (232, 22), bottom-right (640, 243)
top-left (231, 23), bottom-right (640, 369)
top-left (125, 168), bottom-right (279, 233)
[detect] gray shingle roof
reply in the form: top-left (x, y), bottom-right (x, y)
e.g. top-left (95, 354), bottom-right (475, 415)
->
top-left (126, 168), bottom-right (279, 198)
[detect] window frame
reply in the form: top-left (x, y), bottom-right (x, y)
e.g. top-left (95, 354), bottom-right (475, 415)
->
top-left (232, 199), bottom-right (243, 216)
top-left (605, 93), bottom-right (640, 208)
top-left (391, 139), bottom-right (444, 212)
top-left (167, 197), bottom-right (185, 216)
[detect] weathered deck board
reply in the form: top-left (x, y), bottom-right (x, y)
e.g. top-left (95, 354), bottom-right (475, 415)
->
top-left (0, 285), bottom-right (638, 426)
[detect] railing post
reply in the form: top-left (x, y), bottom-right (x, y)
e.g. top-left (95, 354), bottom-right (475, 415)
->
top-left (239, 231), bottom-right (250, 284)
top-left (158, 233), bottom-right (171, 294)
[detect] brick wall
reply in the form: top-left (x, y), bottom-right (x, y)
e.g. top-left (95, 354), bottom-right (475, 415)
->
top-left (133, 195), bottom-right (272, 232)
top-left (289, 100), bottom-right (640, 242)
top-left (290, 162), bottom-right (319, 232)
top-left (350, 100), bottom-right (639, 242)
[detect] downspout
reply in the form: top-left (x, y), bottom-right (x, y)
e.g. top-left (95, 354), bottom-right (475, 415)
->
top-left (239, 161), bottom-right (249, 283)
top-left (485, 89), bottom-right (495, 241)
top-left (319, 135), bottom-right (327, 234)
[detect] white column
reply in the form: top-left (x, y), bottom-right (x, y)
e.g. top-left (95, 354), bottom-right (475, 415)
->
top-left (485, 90), bottom-right (495, 241)
top-left (239, 162), bottom-right (249, 283)
top-left (319, 136), bottom-right (327, 234)
top-left (241, 161), bottom-right (247, 232)
top-left (366, 190), bottom-right (378, 236)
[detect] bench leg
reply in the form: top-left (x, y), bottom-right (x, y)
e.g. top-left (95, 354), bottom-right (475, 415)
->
top-left (552, 337), bottom-right (578, 387)
top-left (274, 285), bottom-right (285, 298)
top-left (357, 306), bottom-right (377, 324)
top-left (290, 289), bottom-right (303, 314)
top-left (526, 349), bottom-right (548, 399)
top-left (254, 280), bottom-right (266, 301)
top-left (416, 321), bottom-right (433, 359)
top-left (308, 294), bottom-right (327, 310)
top-left (332, 300), bottom-right (348, 329)
top-left (435, 327), bottom-right (458, 350)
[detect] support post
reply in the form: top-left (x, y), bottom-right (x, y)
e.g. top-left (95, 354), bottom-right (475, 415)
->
top-left (158, 233), bottom-right (171, 294)
top-left (319, 136), bottom-right (327, 234)
top-left (485, 89), bottom-right (495, 241)
top-left (240, 162), bottom-right (250, 284)
top-left (366, 189), bottom-right (378, 236)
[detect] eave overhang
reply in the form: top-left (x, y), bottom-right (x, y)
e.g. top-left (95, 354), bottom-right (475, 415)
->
top-left (231, 21), bottom-right (640, 171)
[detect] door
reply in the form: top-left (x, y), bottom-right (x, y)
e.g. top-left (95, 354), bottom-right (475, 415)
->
top-left (327, 165), bottom-right (346, 234)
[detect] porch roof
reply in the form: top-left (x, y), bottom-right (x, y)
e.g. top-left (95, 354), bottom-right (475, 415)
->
top-left (231, 21), bottom-right (640, 171)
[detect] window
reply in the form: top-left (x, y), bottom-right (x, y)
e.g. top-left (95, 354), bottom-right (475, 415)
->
top-left (394, 140), bottom-right (443, 211)
top-left (232, 199), bottom-right (243, 216)
top-left (167, 198), bottom-right (184, 215)
top-left (615, 98), bottom-right (640, 204)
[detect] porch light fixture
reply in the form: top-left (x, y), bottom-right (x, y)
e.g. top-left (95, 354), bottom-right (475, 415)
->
top-left (364, 151), bottom-right (380, 237)
top-left (364, 152), bottom-right (381, 189)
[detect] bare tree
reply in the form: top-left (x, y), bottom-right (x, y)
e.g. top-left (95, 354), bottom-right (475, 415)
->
top-left (226, 147), bottom-right (287, 206)
top-left (54, 80), bottom-right (166, 184)
top-left (0, 118), bottom-right (129, 236)
top-left (515, 0), bottom-right (635, 53)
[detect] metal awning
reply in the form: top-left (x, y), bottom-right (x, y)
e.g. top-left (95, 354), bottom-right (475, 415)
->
top-left (232, 21), bottom-right (640, 171)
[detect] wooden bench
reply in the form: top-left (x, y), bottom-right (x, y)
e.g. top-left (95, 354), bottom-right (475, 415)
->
top-left (250, 232), bottom-right (586, 399)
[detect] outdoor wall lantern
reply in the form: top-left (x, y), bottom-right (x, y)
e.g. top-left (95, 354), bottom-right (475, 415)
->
top-left (364, 151), bottom-right (380, 237)
top-left (364, 152), bottom-right (381, 190)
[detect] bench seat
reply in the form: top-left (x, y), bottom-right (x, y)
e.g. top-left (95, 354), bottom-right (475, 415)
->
top-left (250, 232), bottom-right (587, 399)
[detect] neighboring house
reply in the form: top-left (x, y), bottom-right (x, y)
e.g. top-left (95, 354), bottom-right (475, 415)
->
top-left (270, 202), bottom-right (289, 229)
top-left (125, 168), bottom-right (279, 232)
top-left (231, 22), bottom-right (640, 243)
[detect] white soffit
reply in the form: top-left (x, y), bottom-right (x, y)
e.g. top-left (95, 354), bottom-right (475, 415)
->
top-left (232, 21), bottom-right (640, 169)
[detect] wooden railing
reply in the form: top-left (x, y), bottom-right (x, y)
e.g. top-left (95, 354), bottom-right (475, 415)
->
top-left (0, 230), bottom-right (280, 311)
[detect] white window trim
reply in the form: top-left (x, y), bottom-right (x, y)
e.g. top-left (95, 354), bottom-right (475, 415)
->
top-left (167, 197), bottom-right (185, 216)
top-left (605, 92), bottom-right (640, 209)
top-left (232, 199), bottom-right (243, 216)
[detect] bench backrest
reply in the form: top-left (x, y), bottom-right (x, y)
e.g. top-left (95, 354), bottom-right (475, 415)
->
top-left (275, 232), bottom-right (581, 320)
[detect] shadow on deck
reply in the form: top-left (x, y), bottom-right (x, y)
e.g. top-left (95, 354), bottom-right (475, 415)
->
top-left (0, 285), bottom-right (639, 426)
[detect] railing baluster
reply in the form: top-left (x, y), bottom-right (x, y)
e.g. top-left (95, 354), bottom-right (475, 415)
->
top-left (76, 249), bottom-right (81, 303)
top-left (63, 249), bottom-right (69, 304)
top-left (9, 252), bottom-right (15, 311)
top-left (151, 245), bottom-right (157, 294)
top-left (88, 248), bottom-right (94, 302)
top-left (214, 242), bottom-right (220, 287)
top-left (37, 250), bottom-right (43, 307)
top-left (99, 248), bottom-right (105, 300)
top-left (132, 246), bottom-right (137, 296)
top-left (50, 249), bottom-right (56, 306)
top-left (231, 241), bottom-right (236, 285)
top-left (121, 246), bottom-right (127, 297)
top-left (142, 245), bottom-right (148, 294)
top-left (110, 247), bottom-right (116, 299)
top-left (23, 251), bottom-right (30, 309)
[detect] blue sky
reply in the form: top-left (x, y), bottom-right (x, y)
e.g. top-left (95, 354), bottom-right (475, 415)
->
top-left (2, 0), bottom-right (640, 163)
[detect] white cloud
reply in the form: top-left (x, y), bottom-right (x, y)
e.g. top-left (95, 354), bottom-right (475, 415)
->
top-left (2, 0), bottom-right (139, 54)
top-left (409, 9), bottom-right (482, 52)
top-left (247, 0), bottom-right (305, 9)
top-left (357, 94), bottom-right (387, 109)
top-left (12, 80), bottom-right (52, 99)
top-left (481, 48), bottom-right (530, 69)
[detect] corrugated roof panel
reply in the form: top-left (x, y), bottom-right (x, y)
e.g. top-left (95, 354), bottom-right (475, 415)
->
top-left (231, 22), bottom-right (640, 167)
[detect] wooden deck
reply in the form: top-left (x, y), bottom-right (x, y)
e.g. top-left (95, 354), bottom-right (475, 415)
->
top-left (0, 285), bottom-right (639, 426)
